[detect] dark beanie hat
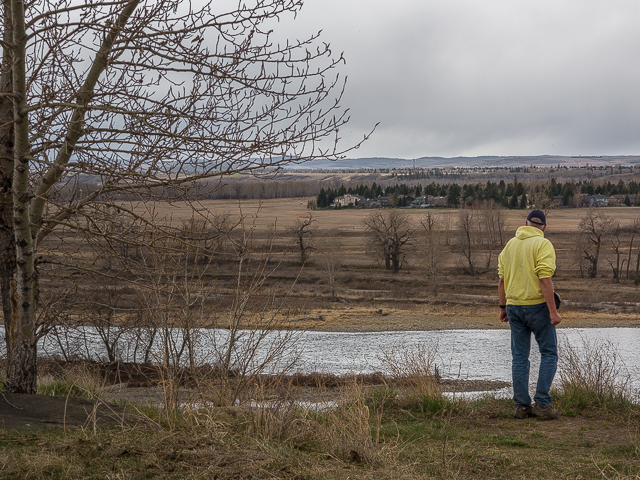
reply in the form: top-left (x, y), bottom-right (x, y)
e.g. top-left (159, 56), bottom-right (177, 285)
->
top-left (527, 209), bottom-right (546, 225)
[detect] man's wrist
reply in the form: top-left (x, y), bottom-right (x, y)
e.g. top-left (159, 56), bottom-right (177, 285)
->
top-left (499, 305), bottom-right (507, 309)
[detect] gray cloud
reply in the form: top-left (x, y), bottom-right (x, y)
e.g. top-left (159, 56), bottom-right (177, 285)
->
top-left (286, 0), bottom-right (640, 158)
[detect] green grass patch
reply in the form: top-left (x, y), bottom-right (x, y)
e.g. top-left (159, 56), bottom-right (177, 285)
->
top-left (405, 393), bottom-right (459, 416)
top-left (603, 444), bottom-right (640, 458)
top-left (554, 386), bottom-right (634, 416)
top-left (490, 434), bottom-right (531, 448)
top-left (37, 379), bottom-right (97, 400)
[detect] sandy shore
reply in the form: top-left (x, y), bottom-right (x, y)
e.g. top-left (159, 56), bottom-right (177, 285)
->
top-left (291, 305), bottom-right (640, 332)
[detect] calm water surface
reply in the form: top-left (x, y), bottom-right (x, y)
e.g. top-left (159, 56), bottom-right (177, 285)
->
top-left (296, 328), bottom-right (640, 381)
top-left (4, 326), bottom-right (638, 390)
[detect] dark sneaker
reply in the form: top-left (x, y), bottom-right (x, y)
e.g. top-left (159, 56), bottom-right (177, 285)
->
top-left (532, 404), bottom-right (559, 420)
top-left (514, 406), bottom-right (533, 419)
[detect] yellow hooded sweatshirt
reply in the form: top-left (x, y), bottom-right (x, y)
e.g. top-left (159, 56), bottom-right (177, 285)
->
top-left (498, 226), bottom-right (556, 306)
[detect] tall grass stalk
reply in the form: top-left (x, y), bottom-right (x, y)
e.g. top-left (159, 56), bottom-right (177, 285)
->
top-left (243, 375), bottom-right (306, 443)
top-left (37, 363), bottom-right (102, 400)
top-left (315, 377), bottom-right (386, 464)
top-left (558, 335), bottom-right (633, 412)
top-left (379, 343), bottom-right (443, 410)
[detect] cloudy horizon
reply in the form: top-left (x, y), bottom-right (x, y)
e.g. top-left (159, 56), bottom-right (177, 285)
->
top-left (281, 0), bottom-right (640, 159)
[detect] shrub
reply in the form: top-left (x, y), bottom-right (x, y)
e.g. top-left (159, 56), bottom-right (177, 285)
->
top-left (558, 335), bottom-right (633, 413)
top-left (378, 343), bottom-right (444, 412)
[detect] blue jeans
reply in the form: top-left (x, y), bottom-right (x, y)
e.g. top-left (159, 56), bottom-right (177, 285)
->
top-left (507, 303), bottom-right (557, 408)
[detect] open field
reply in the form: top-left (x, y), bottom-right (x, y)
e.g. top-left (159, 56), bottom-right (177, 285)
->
top-left (101, 199), bottom-right (640, 331)
top-left (180, 197), bottom-right (640, 230)
top-left (35, 199), bottom-right (640, 333)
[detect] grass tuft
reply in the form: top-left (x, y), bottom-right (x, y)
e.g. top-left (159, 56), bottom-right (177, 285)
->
top-left (558, 335), bottom-right (633, 414)
top-left (378, 343), bottom-right (443, 412)
top-left (37, 364), bottom-right (102, 400)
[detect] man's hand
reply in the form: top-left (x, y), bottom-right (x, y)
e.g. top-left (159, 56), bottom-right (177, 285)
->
top-left (499, 308), bottom-right (508, 323)
top-left (540, 278), bottom-right (562, 325)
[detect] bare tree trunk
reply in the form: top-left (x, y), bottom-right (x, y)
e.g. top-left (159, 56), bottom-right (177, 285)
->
top-left (579, 209), bottom-right (614, 280)
top-left (1, 0), bottom-right (363, 394)
top-left (458, 210), bottom-right (477, 276)
top-left (420, 212), bottom-right (442, 296)
top-left (390, 246), bottom-right (400, 274)
top-left (626, 220), bottom-right (638, 280)
top-left (626, 238), bottom-right (633, 280)
top-left (316, 230), bottom-right (343, 300)
top-left (5, 0), bottom-right (38, 394)
top-left (587, 241), bottom-right (601, 278)
top-left (297, 236), bottom-right (307, 264)
top-left (384, 247), bottom-right (391, 270)
top-left (606, 222), bottom-right (623, 282)
top-left (289, 217), bottom-right (315, 264)
top-left (0, 0), bottom-right (15, 365)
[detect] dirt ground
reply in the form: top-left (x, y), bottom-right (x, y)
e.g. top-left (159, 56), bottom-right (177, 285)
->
top-left (0, 392), bottom-right (145, 432)
top-left (288, 301), bottom-right (640, 332)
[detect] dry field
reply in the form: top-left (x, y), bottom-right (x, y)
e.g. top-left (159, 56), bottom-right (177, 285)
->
top-left (101, 199), bottom-right (640, 332)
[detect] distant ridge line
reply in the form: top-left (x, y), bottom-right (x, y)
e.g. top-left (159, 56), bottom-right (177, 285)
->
top-left (284, 155), bottom-right (640, 171)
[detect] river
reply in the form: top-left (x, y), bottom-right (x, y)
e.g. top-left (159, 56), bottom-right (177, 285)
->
top-left (2, 326), bottom-right (638, 392)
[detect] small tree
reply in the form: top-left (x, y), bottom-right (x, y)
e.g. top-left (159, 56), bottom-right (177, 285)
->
top-left (479, 200), bottom-right (506, 270)
top-left (363, 211), bottom-right (415, 274)
top-left (607, 221), bottom-right (624, 282)
top-left (579, 209), bottom-right (615, 278)
top-left (315, 229), bottom-right (344, 300)
top-left (289, 216), bottom-right (316, 264)
top-left (457, 209), bottom-right (479, 276)
top-left (626, 218), bottom-right (640, 280)
top-left (420, 212), bottom-right (443, 295)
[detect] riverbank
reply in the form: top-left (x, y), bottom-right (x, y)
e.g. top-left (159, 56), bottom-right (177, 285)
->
top-left (1, 385), bottom-right (638, 479)
top-left (290, 302), bottom-right (640, 332)
top-left (2, 323), bottom-right (639, 478)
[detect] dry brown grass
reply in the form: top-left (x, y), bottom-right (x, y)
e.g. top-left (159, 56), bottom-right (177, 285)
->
top-left (378, 343), bottom-right (441, 405)
top-left (36, 199), bottom-right (640, 335)
top-left (4, 334), bottom-right (640, 480)
top-left (559, 334), bottom-right (633, 408)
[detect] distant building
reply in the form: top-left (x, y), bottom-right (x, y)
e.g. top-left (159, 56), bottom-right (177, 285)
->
top-left (377, 196), bottom-right (394, 208)
top-left (607, 194), bottom-right (634, 206)
top-left (579, 194), bottom-right (609, 207)
top-left (331, 194), bottom-right (363, 208)
top-left (551, 195), bottom-right (564, 208)
top-left (429, 195), bottom-right (447, 207)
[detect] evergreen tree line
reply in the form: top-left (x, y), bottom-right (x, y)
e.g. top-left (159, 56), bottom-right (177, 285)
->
top-left (316, 178), bottom-right (640, 209)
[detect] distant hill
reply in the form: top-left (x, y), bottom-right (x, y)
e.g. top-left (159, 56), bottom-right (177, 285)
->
top-left (287, 155), bottom-right (640, 171)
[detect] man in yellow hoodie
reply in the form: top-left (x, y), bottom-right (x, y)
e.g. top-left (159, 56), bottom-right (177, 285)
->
top-left (498, 209), bottom-right (562, 420)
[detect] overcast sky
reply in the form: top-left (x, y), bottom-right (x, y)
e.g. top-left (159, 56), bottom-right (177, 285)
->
top-left (282, 0), bottom-right (640, 159)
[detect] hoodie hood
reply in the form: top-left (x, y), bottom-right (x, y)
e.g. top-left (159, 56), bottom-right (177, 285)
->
top-left (515, 226), bottom-right (544, 240)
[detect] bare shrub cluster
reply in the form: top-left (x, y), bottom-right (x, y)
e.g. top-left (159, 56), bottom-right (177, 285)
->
top-left (35, 208), bottom-right (305, 423)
